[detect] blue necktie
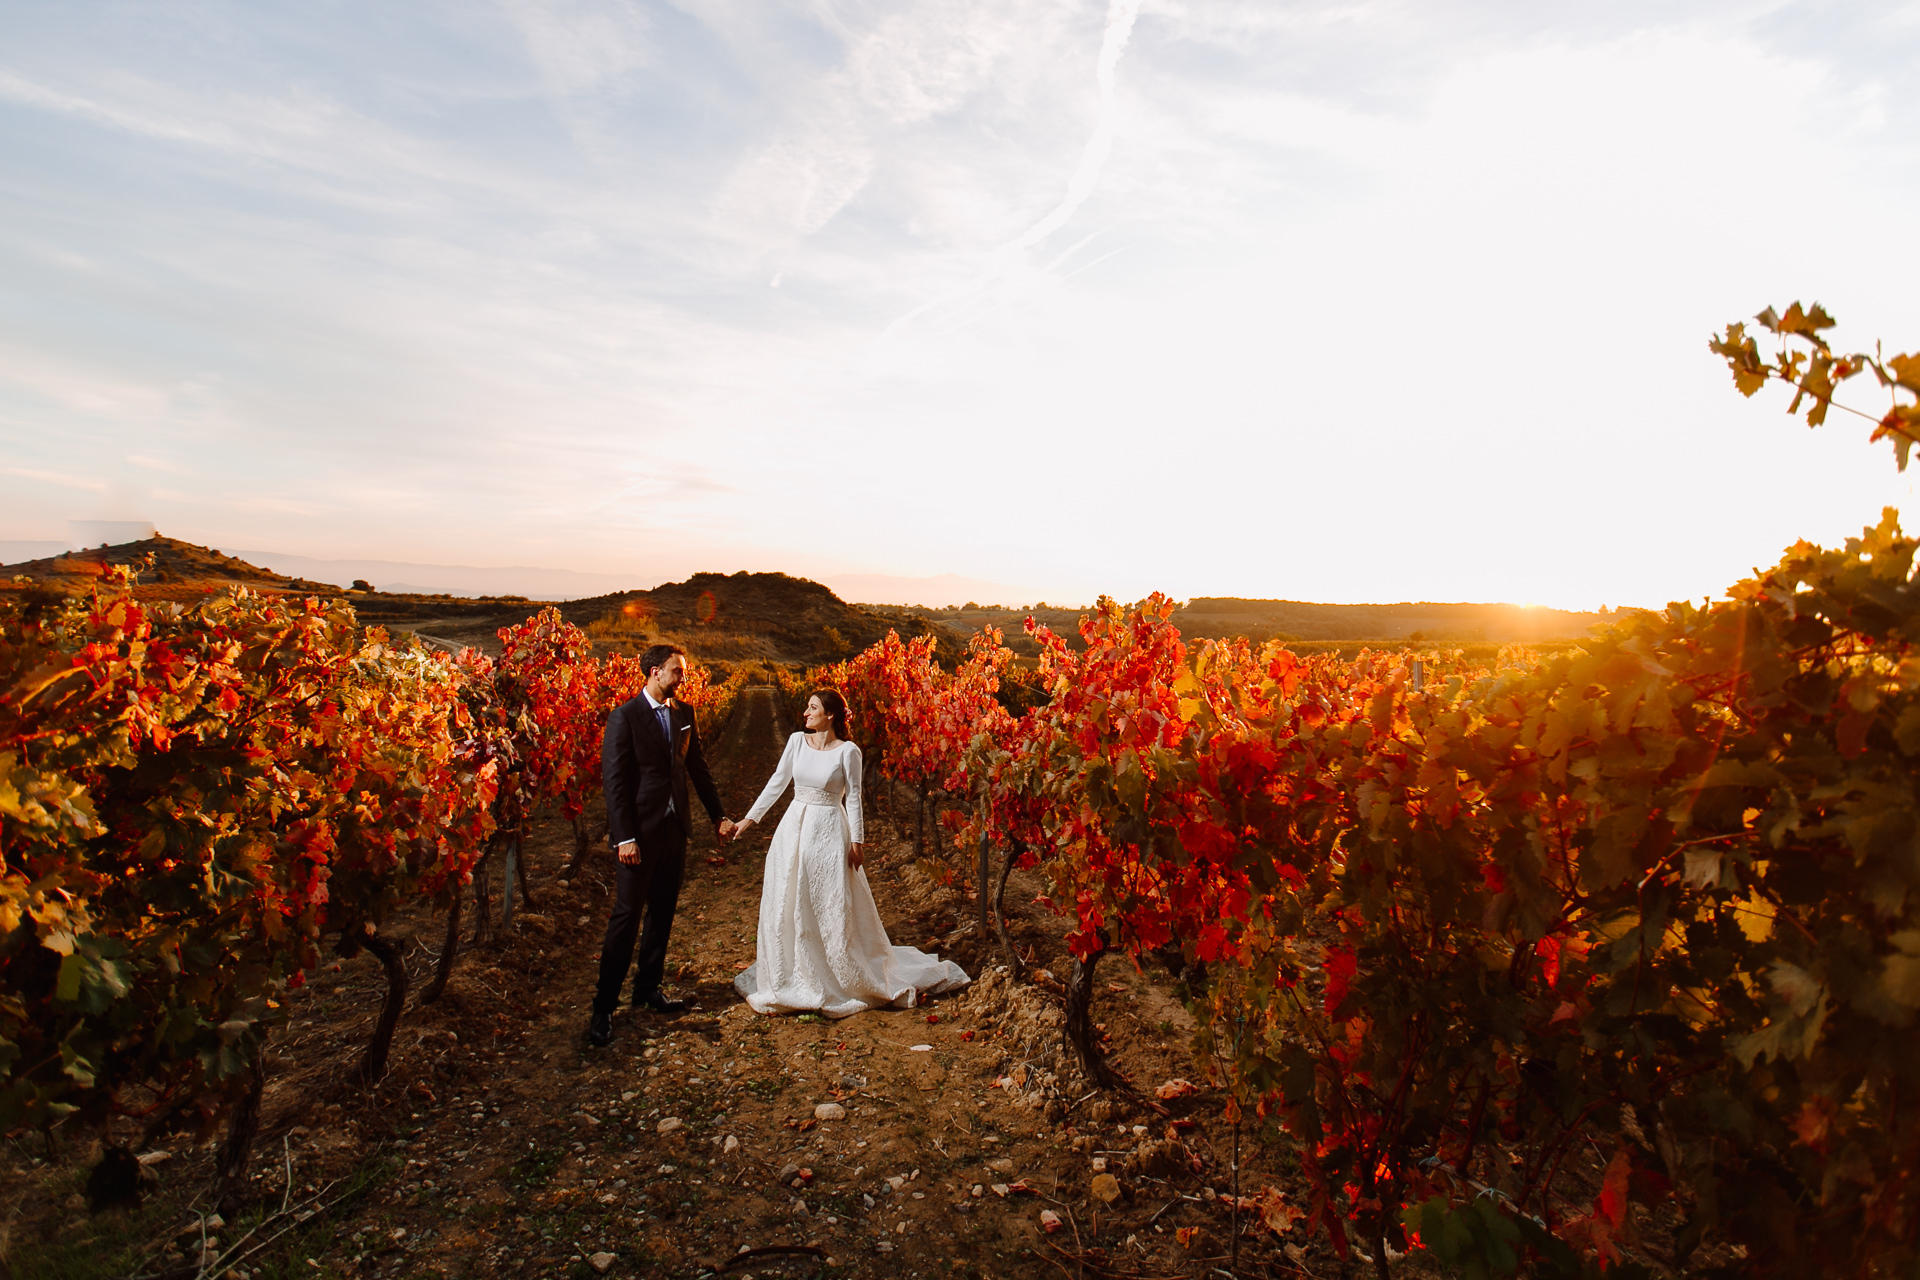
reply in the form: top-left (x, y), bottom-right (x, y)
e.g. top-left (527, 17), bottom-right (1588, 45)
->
top-left (654, 701), bottom-right (675, 815)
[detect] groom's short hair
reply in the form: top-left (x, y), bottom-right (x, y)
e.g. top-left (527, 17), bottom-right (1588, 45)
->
top-left (639, 643), bottom-right (685, 679)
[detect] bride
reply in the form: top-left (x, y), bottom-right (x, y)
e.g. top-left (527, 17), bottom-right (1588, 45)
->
top-left (729, 689), bottom-right (970, 1017)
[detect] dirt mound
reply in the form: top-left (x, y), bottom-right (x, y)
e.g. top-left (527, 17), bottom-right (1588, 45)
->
top-left (957, 966), bottom-right (1070, 1101)
top-left (1126, 1135), bottom-right (1200, 1179)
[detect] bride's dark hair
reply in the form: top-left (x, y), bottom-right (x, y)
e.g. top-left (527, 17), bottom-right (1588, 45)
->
top-left (810, 688), bottom-right (850, 741)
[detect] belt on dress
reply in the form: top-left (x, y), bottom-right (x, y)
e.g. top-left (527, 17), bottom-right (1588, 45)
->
top-left (793, 785), bottom-right (838, 807)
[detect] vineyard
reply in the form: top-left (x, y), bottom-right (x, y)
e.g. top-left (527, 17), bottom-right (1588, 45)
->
top-left (4, 303), bottom-right (1919, 1278)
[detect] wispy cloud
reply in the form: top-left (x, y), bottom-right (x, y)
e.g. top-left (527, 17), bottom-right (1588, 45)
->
top-left (708, 0), bottom-right (1091, 260)
top-left (879, 0), bottom-right (1143, 335)
top-left (500, 0), bottom-right (657, 93)
top-left (1, 465), bottom-right (109, 492)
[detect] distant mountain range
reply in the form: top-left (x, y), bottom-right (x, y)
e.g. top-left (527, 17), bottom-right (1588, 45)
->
top-left (816, 572), bottom-right (1046, 609)
top-left (1176, 597), bottom-right (1609, 643)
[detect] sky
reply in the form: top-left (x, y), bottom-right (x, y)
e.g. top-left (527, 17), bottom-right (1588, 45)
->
top-left (2, 0), bottom-right (1915, 609)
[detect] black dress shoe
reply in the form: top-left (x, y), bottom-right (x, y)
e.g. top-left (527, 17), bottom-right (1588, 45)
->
top-left (634, 991), bottom-right (687, 1015)
top-left (586, 1012), bottom-right (613, 1047)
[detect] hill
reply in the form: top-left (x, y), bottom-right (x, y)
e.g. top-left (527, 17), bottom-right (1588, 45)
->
top-left (543, 571), bottom-right (960, 667)
top-left (0, 535), bottom-right (538, 623)
top-left (0, 534), bottom-right (338, 594)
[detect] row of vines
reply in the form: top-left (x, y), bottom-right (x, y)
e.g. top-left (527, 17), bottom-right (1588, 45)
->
top-left (0, 590), bottom-right (742, 1202)
top-left (830, 306), bottom-right (1920, 1278)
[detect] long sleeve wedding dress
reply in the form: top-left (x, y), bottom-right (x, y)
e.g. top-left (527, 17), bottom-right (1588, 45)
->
top-left (732, 733), bottom-right (970, 1017)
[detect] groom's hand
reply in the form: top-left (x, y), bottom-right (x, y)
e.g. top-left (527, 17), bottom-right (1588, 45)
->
top-left (617, 839), bottom-right (640, 865)
top-left (717, 818), bottom-right (735, 841)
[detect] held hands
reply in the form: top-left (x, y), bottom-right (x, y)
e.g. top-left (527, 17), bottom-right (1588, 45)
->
top-left (709, 818), bottom-right (856, 863)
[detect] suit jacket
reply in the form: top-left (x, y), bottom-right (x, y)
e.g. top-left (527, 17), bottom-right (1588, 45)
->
top-left (602, 694), bottom-right (725, 857)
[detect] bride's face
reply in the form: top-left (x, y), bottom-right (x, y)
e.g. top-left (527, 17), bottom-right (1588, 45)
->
top-left (804, 697), bottom-right (828, 732)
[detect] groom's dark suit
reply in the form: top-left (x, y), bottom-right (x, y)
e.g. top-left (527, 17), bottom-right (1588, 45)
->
top-left (592, 691), bottom-right (726, 1016)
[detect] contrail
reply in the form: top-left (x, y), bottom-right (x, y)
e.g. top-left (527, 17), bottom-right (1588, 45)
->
top-left (884, 0), bottom-right (1143, 335)
top-left (1005, 0), bottom-right (1142, 252)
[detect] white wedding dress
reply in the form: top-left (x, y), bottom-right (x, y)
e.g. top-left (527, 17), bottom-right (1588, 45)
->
top-left (733, 733), bottom-right (970, 1018)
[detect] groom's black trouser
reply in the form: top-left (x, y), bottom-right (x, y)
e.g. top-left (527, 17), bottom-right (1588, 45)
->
top-left (592, 830), bottom-right (687, 1016)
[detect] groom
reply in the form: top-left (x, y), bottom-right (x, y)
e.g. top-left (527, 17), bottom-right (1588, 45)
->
top-left (587, 643), bottom-right (733, 1047)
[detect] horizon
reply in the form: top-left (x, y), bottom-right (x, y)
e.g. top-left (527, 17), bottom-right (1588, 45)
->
top-left (3, 2), bottom-right (1915, 610)
top-left (1, 531), bottom-right (1620, 616)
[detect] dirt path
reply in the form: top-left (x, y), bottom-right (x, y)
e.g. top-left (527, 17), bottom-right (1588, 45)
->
top-left (6, 690), bottom-right (1324, 1280)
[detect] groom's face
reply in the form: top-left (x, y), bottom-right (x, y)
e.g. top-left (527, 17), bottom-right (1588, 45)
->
top-left (651, 654), bottom-right (686, 696)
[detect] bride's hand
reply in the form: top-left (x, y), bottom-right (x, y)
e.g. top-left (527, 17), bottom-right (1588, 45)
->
top-left (848, 843), bottom-right (865, 870)
top-left (733, 818), bottom-right (755, 840)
